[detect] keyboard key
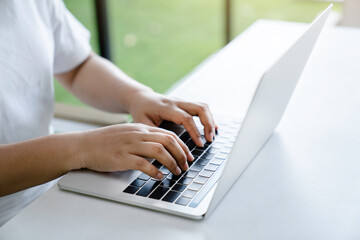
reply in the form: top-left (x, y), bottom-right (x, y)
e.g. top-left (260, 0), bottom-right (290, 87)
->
top-left (136, 180), bottom-right (160, 197)
top-left (208, 147), bottom-right (220, 154)
top-left (160, 166), bottom-right (170, 175)
top-left (166, 173), bottom-right (182, 180)
top-left (194, 146), bottom-right (207, 151)
top-left (151, 175), bottom-right (166, 181)
top-left (175, 197), bottom-right (191, 206)
top-left (215, 153), bottom-right (228, 160)
top-left (182, 189), bottom-right (197, 199)
top-left (180, 169), bottom-right (188, 176)
top-left (162, 191), bottom-right (181, 203)
top-left (220, 133), bottom-right (232, 138)
top-left (180, 132), bottom-right (190, 142)
top-left (178, 176), bottom-right (192, 185)
top-left (188, 160), bottom-right (196, 167)
top-left (219, 118), bottom-right (231, 125)
top-left (123, 185), bottom-right (139, 194)
top-left (210, 159), bottom-right (223, 166)
top-left (160, 179), bottom-right (176, 188)
top-left (152, 160), bottom-right (163, 168)
top-left (138, 173), bottom-right (150, 181)
top-left (192, 149), bottom-right (203, 157)
top-left (188, 160), bottom-right (195, 167)
top-left (233, 119), bottom-right (242, 124)
top-left (212, 143), bottom-right (223, 148)
top-left (197, 158), bottom-right (210, 166)
top-left (229, 123), bottom-right (240, 128)
top-left (224, 143), bottom-right (233, 148)
top-left (130, 179), bottom-right (146, 188)
top-left (199, 170), bottom-right (214, 178)
top-left (194, 176), bottom-right (208, 185)
top-left (172, 183), bottom-right (187, 192)
top-left (190, 163), bottom-right (204, 172)
top-left (149, 186), bottom-right (170, 200)
top-left (223, 129), bottom-right (234, 134)
top-left (214, 156), bottom-right (226, 161)
top-left (205, 164), bottom-right (219, 172)
top-left (185, 139), bottom-right (196, 151)
top-left (151, 172), bottom-right (166, 180)
top-left (188, 183), bottom-right (203, 191)
top-left (183, 170), bottom-right (198, 179)
top-left (202, 152), bottom-right (215, 160)
top-left (220, 147), bottom-right (232, 154)
top-left (214, 137), bottom-right (227, 144)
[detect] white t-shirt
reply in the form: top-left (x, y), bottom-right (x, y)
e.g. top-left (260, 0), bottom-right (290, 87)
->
top-left (0, 0), bottom-right (91, 226)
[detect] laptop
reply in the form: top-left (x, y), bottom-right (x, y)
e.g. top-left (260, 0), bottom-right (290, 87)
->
top-left (58, 5), bottom-right (332, 220)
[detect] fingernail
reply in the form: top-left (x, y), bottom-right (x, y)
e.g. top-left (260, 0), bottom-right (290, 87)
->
top-left (156, 172), bottom-right (163, 179)
top-left (188, 152), bottom-right (194, 161)
top-left (175, 167), bottom-right (181, 175)
top-left (198, 137), bottom-right (204, 147)
top-left (183, 162), bottom-right (189, 171)
top-left (210, 132), bottom-right (214, 142)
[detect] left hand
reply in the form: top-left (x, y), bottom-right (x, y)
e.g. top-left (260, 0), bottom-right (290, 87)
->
top-left (129, 90), bottom-right (217, 147)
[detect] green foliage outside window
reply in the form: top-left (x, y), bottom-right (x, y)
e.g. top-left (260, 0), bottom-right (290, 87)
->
top-left (55, 0), bottom-right (340, 106)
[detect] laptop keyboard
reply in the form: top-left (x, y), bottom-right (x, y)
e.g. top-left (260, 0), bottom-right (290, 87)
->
top-left (123, 118), bottom-right (241, 207)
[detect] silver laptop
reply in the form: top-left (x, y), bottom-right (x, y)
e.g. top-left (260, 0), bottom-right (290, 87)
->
top-left (58, 5), bottom-right (332, 220)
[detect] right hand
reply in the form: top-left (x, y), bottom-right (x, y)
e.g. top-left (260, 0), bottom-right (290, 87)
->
top-left (77, 123), bottom-right (194, 179)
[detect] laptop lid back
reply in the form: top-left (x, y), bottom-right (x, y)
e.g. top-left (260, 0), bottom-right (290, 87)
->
top-left (206, 5), bottom-right (332, 218)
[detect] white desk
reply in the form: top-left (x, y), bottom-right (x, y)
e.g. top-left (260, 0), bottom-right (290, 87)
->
top-left (1, 20), bottom-right (360, 239)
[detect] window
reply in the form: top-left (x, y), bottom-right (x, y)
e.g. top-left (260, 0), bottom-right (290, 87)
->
top-left (55, 0), bottom-right (340, 123)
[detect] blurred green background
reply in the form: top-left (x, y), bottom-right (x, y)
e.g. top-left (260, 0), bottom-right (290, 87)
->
top-left (56, 0), bottom-right (340, 106)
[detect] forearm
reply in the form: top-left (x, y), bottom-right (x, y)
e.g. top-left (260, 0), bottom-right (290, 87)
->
top-left (0, 133), bottom-right (82, 197)
top-left (56, 53), bottom-right (153, 113)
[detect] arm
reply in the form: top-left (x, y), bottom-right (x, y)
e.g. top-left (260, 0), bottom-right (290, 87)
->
top-left (56, 52), bottom-right (217, 145)
top-left (0, 124), bottom-right (193, 197)
top-left (1, 52), bottom-right (216, 196)
top-left (55, 52), bottom-right (150, 114)
top-left (0, 133), bottom-right (81, 196)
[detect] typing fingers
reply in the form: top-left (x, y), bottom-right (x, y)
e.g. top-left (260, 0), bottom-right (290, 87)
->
top-left (163, 109), bottom-right (204, 147)
top-left (147, 127), bottom-right (194, 162)
top-left (124, 155), bottom-right (163, 180)
top-left (176, 101), bottom-right (216, 143)
top-left (140, 131), bottom-right (191, 171)
top-left (132, 142), bottom-right (182, 176)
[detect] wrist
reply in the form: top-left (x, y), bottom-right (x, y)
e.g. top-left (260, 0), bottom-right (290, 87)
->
top-left (60, 132), bottom-right (88, 171)
top-left (126, 86), bottom-right (154, 114)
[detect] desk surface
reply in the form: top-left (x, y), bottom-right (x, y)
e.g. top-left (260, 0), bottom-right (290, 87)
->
top-left (1, 20), bottom-right (360, 240)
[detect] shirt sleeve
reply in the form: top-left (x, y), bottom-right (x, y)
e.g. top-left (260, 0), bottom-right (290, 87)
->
top-left (50, 0), bottom-right (92, 74)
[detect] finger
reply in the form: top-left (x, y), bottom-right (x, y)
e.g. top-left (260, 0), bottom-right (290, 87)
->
top-left (161, 109), bottom-right (203, 147)
top-left (141, 132), bottom-right (189, 171)
top-left (208, 107), bottom-right (219, 131)
top-left (208, 111), bottom-right (218, 136)
top-left (177, 102), bottom-right (216, 142)
top-left (147, 127), bottom-right (194, 162)
top-left (133, 142), bottom-right (182, 176)
top-left (125, 155), bottom-right (163, 180)
top-left (133, 116), bottom-right (157, 127)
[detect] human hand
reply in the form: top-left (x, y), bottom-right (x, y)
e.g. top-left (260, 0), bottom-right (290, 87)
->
top-left (129, 90), bottom-right (218, 147)
top-left (78, 123), bottom-right (194, 179)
